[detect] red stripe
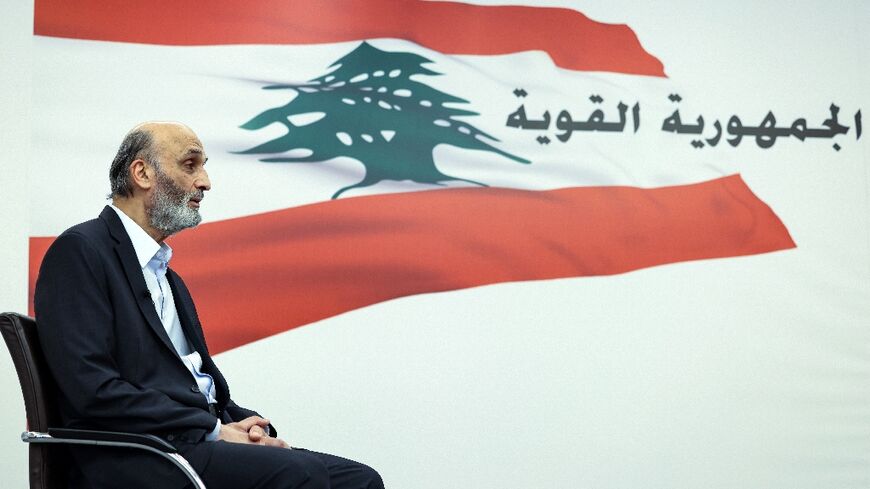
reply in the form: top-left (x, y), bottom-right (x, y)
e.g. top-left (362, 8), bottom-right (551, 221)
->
top-left (29, 176), bottom-right (793, 353)
top-left (33, 0), bottom-right (665, 76)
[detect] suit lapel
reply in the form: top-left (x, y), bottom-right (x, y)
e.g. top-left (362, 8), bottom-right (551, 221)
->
top-left (167, 270), bottom-right (230, 405)
top-left (100, 206), bottom-right (180, 359)
top-left (166, 271), bottom-right (207, 354)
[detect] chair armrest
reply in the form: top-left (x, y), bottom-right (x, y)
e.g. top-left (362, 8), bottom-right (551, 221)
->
top-left (23, 428), bottom-right (205, 489)
top-left (47, 427), bottom-right (176, 453)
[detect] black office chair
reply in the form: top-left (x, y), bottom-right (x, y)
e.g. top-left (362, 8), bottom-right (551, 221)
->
top-left (0, 312), bottom-right (206, 489)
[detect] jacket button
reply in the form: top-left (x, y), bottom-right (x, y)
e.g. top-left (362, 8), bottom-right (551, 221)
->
top-left (190, 385), bottom-right (200, 393)
top-left (167, 434), bottom-right (175, 441)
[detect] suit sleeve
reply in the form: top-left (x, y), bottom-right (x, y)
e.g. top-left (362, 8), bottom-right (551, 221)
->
top-left (223, 399), bottom-right (278, 437)
top-left (34, 232), bottom-right (218, 436)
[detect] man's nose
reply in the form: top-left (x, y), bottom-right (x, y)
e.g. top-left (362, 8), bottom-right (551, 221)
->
top-left (196, 168), bottom-right (211, 191)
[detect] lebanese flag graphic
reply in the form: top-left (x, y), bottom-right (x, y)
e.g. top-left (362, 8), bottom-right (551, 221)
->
top-left (29, 0), bottom-right (794, 353)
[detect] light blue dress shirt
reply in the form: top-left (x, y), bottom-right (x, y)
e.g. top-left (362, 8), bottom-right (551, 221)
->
top-left (110, 205), bottom-right (221, 441)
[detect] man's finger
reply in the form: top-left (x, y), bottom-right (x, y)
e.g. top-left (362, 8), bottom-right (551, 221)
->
top-left (248, 424), bottom-right (271, 441)
top-left (260, 436), bottom-right (289, 448)
top-left (235, 416), bottom-right (270, 430)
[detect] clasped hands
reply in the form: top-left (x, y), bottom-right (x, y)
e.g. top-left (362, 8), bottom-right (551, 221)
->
top-left (218, 416), bottom-right (289, 448)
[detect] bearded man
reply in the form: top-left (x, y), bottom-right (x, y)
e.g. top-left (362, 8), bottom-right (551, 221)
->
top-left (34, 122), bottom-right (383, 489)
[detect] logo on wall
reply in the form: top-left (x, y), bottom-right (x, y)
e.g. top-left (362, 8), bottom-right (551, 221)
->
top-left (237, 42), bottom-right (529, 199)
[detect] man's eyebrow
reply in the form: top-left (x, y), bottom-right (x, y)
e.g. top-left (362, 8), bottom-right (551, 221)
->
top-left (181, 148), bottom-right (206, 161)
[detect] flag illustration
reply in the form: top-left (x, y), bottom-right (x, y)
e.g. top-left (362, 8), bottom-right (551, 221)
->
top-left (29, 0), bottom-right (795, 354)
top-left (237, 42), bottom-right (531, 199)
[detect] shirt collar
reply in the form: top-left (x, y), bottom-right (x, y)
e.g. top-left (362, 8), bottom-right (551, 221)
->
top-left (109, 204), bottom-right (172, 270)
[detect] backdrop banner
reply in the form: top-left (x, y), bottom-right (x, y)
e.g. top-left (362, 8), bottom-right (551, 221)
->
top-left (28, 1), bottom-right (870, 488)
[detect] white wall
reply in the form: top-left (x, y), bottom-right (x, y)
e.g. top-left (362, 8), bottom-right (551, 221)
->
top-left (0, 0), bottom-right (32, 486)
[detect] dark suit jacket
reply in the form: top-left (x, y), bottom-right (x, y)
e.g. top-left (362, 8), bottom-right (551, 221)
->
top-left (34, 206), bottom-right (270, 488)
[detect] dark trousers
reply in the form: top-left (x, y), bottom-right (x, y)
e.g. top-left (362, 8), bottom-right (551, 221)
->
top-left (180, 441), bottom-right (384, 489)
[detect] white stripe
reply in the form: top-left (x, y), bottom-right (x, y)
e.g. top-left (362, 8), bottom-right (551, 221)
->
top-left (31, 37), bottom-right (726, 234)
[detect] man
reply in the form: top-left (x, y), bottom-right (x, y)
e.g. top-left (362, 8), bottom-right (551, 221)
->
top-left (34, 121), bottom-right (384, 489)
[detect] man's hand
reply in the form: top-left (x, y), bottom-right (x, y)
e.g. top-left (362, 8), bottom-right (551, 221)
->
top-left (218, 416), bottom-right (289, 448)
top-left (247, 423), bottom-right (289, 448)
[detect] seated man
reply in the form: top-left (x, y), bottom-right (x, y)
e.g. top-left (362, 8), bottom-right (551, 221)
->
top-left (34, 121), bottom-right (384, 489)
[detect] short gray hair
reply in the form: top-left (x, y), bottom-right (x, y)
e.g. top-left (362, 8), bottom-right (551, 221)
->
top-left (108, 129), bottom-right (160, 198)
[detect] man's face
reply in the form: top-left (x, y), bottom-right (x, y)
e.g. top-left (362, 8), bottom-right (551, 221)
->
top-left (148, 166), bottom-right (204, 236)
top-left (144, 124), bottom-right (211, 237)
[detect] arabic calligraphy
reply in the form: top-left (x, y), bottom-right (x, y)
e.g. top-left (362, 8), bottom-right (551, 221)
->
top-left (663, 97), bottom-right (861, 151)
top-left (507, 94), bottom-right (640, 144)
top-left (506, 89), bottom-right (863, 151)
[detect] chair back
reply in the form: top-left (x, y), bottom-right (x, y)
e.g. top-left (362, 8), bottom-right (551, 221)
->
top-left (1, 312), bottom-right (69, 489)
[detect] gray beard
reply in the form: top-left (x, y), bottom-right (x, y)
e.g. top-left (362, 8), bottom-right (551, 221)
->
top-left (148, 169), bottom-right (203, 237)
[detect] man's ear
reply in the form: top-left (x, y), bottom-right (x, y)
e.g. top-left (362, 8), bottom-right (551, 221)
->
top-left (129, 159), bottom-right (154, 191)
